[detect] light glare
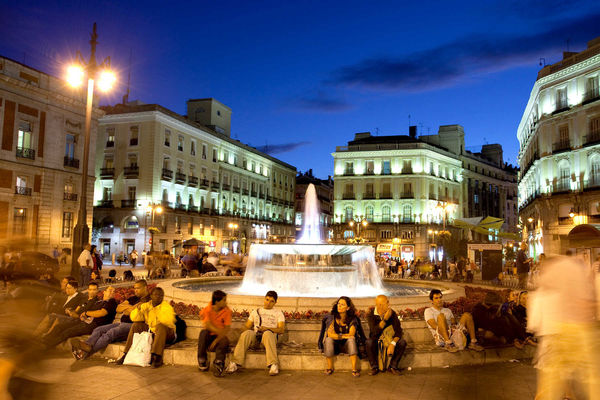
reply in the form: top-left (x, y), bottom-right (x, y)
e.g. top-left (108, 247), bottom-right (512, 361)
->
top-left (97, 70), bottom-right (116, 92)
top-left (66, 65), bottom-right (84, 87)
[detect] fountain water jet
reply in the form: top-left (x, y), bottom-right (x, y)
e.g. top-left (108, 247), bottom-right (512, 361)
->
top-left (238, 183), bottom-right (384, 297)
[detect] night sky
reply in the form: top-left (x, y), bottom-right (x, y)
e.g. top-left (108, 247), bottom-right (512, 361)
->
top-left (2, 0), bottom-right (600, 178)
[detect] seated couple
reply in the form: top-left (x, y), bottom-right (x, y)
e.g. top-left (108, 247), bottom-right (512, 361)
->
top-left (197, 290), bottom-right (284, 377)
top-left (319, 295), bottom-right (407, 377)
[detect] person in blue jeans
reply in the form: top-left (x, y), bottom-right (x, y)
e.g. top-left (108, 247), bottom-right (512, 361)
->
top-left (71, 280), bottom-right (149, 359)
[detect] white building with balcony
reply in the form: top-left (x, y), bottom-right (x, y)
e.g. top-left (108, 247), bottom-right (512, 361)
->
top-left (517, 36), bottom-right (600, 259)
top-left (93, 99), bottom-right (296, 258)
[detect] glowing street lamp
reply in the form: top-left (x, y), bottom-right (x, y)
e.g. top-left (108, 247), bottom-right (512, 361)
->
top-left (69, 23), bottom-right (117, 276)
top-left (145, 205), bottom-right (163, 252)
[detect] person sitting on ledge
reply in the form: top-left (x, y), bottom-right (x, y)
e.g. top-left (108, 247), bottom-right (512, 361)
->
top-left (366, 295), bottom-right (407, 375)
top-left (424, 289), bottom-right (484, 352)
top-left (226, 290), bottom-right (285, 376)
top-left (71, 279), bottom-right (150, 360)
top-left (115, 287), bottom-right (176, 368)
top-left (197, 290), bottom-right (231, 377)
top-left (318, 296), bottom-right (366, 377)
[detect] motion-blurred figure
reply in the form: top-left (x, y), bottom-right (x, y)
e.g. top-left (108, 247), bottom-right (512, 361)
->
top-left (528, 252), bottom-right (600, 400)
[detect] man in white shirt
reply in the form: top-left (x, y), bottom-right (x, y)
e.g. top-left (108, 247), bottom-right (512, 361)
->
top-left (77, 244), bottom-right (93, 287)
top-left (226, 290), bottom-right (285, 376)
top-left (424, 289), bottom-right (484, 353)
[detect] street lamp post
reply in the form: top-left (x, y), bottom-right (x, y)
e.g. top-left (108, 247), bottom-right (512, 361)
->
top-left (68, 23), bottom-right (116, 277)
top-left (145, 205), bottom-right (163, 253)
top-left (348, 215), bottom-right (368, 243)
top-left (435, 201), bottom-right (451, 279)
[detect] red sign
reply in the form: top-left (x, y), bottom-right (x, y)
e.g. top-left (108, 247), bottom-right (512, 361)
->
top-left (149, 238), bottom-right (152, 244)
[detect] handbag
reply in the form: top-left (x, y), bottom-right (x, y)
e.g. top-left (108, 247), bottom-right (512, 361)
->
top-left (377, 325), bottom-right (395, 370)
top-left (124, 330), bottom-right (153, 367)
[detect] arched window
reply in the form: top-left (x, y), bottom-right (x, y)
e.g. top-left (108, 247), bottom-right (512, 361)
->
top-left (123, 215), bottom-right (139, 230)
top-left (188, 194), bottom-right (194, 207)
top-left (365, 205), bottom-right (374, 222)
top-left (344, 206), bottom-right (353, 222)
top-left (176, 192), bottom-right (182, 205)
top-left (162, 189), bottom-right (168, 202)
top-left (382, 206), bottom-right (391, 223)
top-left (403, 204), bottom-right (412, 223)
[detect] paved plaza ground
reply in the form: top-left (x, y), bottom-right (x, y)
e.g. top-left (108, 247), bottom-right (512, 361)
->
top-left (9, 351), bottom-right (537, 400)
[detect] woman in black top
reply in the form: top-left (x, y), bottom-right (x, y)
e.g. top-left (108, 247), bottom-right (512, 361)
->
top-left (321, 296), bottom-right (361, 377)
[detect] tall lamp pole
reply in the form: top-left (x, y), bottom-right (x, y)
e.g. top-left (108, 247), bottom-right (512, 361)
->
top-left (68, 23), bottom-right (116, 277)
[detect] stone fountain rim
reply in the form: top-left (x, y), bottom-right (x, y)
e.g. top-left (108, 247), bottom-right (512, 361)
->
top-left (159, 276), bottom-right (463, 311)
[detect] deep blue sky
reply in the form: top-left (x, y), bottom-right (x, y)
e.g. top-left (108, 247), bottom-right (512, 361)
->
top-left (2, 0), bottom-right (600, 178)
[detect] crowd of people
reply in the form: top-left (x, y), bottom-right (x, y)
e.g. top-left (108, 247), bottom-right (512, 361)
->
top-left (375, 255), bottom-right (478, 282)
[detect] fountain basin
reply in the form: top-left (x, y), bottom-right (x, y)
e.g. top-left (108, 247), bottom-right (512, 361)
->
top-left (160, 277), bottom-right (461, 312)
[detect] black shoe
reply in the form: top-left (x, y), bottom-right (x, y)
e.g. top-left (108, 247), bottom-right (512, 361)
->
top-left (388, 367), bottom-right (403, 376)
top-left (115, 354), bottom-right (126, 365)
top-left (213, 361), bottom-right (224, 377)
top-left (151, 354), bottom-right (163, 368)
top-left (368, 367), bottom-right (380, 376)
top-left (198, 359), bottom-right (209, 371)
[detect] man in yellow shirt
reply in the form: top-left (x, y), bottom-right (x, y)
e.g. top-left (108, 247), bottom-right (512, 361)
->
top-left (116, 287), bottom-right (176, 368)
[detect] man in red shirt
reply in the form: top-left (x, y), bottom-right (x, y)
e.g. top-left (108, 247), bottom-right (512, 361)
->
top-left (197, 290), bottom-right (231, 377)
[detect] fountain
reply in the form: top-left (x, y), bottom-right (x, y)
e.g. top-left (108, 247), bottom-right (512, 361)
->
top-left (162, 184), bottom-right (456, 309)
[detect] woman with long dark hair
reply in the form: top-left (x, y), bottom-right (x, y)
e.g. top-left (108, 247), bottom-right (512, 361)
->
top-left (318, 296), bottom-right (362, 377)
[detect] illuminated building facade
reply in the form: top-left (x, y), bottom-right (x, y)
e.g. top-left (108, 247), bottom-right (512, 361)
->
top-left (93, 99), bottom-right (296, 258)
top-left (0, 56), bottom-right (99, 258)
top-left (518, 37), bottom-right (600, 259)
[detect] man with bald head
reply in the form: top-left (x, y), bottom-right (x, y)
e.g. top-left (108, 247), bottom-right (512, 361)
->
top-left (366, 295), bottom-right (407, 375)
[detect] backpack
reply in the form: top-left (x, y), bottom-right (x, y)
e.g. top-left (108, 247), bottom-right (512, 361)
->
top-left (174, 315), bottom-right (187, 343)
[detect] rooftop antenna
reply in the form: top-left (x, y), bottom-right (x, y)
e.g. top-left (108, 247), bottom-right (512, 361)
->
top-left (122, 48), bottom-right (132, 105)
top-left (408, 114), bottom-right (411, 128)
top-left (539, 58), bottom-right (546, 66)
top-left (375, 127), bottom-right (379, 136)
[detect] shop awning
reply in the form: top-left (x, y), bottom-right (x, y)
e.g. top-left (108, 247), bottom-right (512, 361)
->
top-left (182, 238), bottom-right (208, 247)
top-left (376, 243), bottom-right (394, 253)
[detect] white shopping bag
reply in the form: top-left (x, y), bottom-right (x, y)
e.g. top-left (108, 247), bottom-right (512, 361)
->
top-left (124, 330), bottom-right (153, 367)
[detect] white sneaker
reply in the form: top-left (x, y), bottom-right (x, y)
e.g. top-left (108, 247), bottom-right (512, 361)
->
top-left (225, 361), bottom-right (238, 374)
top-left (269, 364), bottom-right (279, 376)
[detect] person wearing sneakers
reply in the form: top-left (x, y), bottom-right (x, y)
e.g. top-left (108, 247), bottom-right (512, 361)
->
top-left (424, 289), bottom-right (484, 353)
top-left (197, 290), bottom-right (232, 377)
top-left (226, 290), bottom-right (285, 376)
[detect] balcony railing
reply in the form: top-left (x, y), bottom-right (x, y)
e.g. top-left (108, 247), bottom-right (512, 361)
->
top-left (129, 138), bottom-right (138, 146)
top-left (121, 199), bottom-right (137, 208)
top-left (161, 168), bottom-right (173, 181)
top-left (15, 186), bottom-right (32, 196)
top-left (64, 156), bottom-right (80, 168)
top-left (188, 205), bottom-right (198, 213)
top-left (584, 131), bottom-right (600, 147)
top-left (400, 192), bottom-right (414, 199)
top-left (210, 180), bottom-right (220, 190)
top-left (584, 175), bottom-right (600, 190)
top-left (342, 193), bottom-right (355, 199)
top-left (343, 169), bottom-right (354, 176)
top-left (188, 176), bottom-right (198, 187)
top-left (401, 168), bottom-right (413, 174)
top-left (63, 192), bottom-right (78, 201)
top-left (97, 199), bottom-right (114, 208)
top-left (200, 178), bottom-right (209, 188)
top-left (222, 183), bottom-right (230, 190)
top-left (364, 170), bottom-right (374, 175)
top-left (16, 147), bottom-right (35, 160)
top-left (232, 185), bottom-right (240, 192)
top-left (175, 172), bottom-right (186, 184)
top-left (363, 193), bottom-right (375, 199)
top-left (583, 88), bottom-right (600, 105)
top-left (100, 168), bottom-right (115, 179)
top-left (553, 180), bottom-right (571, 193)
top-left (175, 203), bottom-right (186, 211)
top-left (553, 100), bottom-right (569, 114)
top-left (552, 140), bottom-right (571, 153)
top-left (243, 189), bottom-right (249, 195)
top-left (251, 190), bottom-right (257, 197)
top-left (161, 200), bottom-right (173, 209)
top-left (380, 192), bottom-right (393, 199)
top-left (106, 140), bottom-right (114, 148)
top-left (124, 166), bottom-right (139, 178)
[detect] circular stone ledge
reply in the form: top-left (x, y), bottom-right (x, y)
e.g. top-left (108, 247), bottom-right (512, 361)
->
top-left (159, 277), bottom-right (463, 312)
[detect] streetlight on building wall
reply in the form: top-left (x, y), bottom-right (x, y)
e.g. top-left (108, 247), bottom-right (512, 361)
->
top-left (145, 205), bottom-right (163, 253)
top-left (68, 23), bottom-right (116, 276)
